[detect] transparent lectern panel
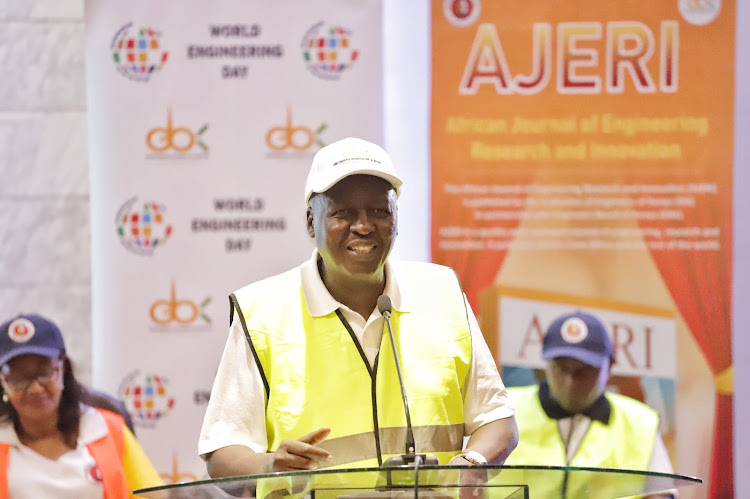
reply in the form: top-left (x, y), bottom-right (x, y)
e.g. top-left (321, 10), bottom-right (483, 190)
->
top-left (135, 465), bottom-right (701, 499)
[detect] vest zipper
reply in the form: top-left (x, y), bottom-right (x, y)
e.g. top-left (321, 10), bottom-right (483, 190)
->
top-left (371, 355), bottom-right (383, 466)
top-left (560, 419), bottom-right (575, 499)
top-left (560, 416), bottom-right (592, 499)
top-left (335, 310), bottom-right (383, 466)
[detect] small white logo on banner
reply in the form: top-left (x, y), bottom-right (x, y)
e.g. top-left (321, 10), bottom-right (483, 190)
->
top-left (443, 0), bottom-right (481, 28)
top-left (679, 0), bottom-right (721, 26)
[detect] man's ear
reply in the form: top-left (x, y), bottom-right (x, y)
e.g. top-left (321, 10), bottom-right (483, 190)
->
top-left (306, 207), bottom-right (315, 238)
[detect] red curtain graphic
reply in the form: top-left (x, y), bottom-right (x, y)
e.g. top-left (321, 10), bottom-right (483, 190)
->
top-left (639, 174), bottom-right (733, 497)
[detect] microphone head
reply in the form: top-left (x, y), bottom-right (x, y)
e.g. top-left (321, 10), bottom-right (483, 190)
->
top-left (377, 295), bottom-right (392, 315)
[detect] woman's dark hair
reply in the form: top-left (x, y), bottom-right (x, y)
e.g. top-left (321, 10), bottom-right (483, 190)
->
top-left (0, 355), bottom-right (84, 447)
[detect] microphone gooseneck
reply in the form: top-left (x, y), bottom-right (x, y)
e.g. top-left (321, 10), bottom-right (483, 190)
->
top-left (378, 294), bottom-right (416, 456)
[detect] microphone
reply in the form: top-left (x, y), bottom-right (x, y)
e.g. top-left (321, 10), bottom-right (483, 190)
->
top-left (378, 295), bottom-right (439, 467)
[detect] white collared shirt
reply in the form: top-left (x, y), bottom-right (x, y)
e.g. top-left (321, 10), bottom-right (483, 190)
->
top-left (199, 250), bottom-right (515, 457)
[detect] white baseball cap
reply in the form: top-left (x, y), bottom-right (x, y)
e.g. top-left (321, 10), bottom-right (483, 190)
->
top-left (304, 137), bottom-right (403, 206)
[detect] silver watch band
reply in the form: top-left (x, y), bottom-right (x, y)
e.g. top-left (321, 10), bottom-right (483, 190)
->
top-left (459, 450), bottom-right (488, 465)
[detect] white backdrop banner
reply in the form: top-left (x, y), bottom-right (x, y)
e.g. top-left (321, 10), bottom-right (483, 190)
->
top-left (85, 0), bottom-right (383, 481)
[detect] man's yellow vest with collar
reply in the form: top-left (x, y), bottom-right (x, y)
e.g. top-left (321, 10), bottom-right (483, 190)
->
top-left (230, 260), bottom-right (472, 469)
top-left (505, 385), bottom-right (660, 498)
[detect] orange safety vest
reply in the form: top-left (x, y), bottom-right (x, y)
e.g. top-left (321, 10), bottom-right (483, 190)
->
top-left (0, 408), bottom-right (129, 499)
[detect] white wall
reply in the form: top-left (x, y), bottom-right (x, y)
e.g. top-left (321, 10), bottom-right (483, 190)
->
top-left (383, 0), bottom-right (431, 262)
top-left (732, 0), bottom-right (749, 496)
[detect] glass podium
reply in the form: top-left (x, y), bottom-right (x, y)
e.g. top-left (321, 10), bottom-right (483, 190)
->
top-left (135, 465), bottom-right (702, 498)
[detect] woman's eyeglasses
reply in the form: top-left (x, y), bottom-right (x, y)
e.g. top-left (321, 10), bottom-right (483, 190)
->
top-left (0, 363), bottom-right (62, 393)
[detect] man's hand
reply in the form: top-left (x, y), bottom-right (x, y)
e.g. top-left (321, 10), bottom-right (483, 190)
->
top-left (205, 428), bottom-right (334, 478)
top-left (448, 454), bottom-right (489, 498)
top-left (272, 427), bottom-right (334, 471)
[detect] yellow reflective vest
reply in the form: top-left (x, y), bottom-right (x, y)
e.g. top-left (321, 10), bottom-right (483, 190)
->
top-left (505, 385), bottom-right (659, 498)
top-left (230, 261), bottom-right (472, 469)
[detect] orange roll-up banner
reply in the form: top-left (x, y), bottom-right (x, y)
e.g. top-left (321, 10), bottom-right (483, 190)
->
top-left (432, 1), bottom-right (733, 497)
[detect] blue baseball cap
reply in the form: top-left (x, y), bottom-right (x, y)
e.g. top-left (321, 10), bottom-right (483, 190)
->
top-left (0, 314), bottom-right (66, 368)
top-left (542, 311), bottom-right (613, 368)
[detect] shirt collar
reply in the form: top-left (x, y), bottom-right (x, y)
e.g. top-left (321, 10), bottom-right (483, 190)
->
top-left (0, 405), bottom-right (108, 447)
top-left (300, 249), bottom-right (406, 317)
top-left (538, 382), bottom-right (611, 425)
top-left (0, 419), bottom-right (20, 446)
top-left (79, 405), bottom-right (109, 444)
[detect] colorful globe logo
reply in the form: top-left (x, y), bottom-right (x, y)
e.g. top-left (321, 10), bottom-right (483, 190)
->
top-left (301, 22), bottom-right (359, 80)
top-left (116, 197), bottom-right (173, 256)
top-left (111, 23), bottom-right (169, 82)
top-left (118, 370), bottom-right (175, 427)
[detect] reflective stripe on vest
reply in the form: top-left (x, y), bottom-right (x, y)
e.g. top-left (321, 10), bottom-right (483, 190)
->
top-left (0, 445), bottom-right (7, 499)
top-left (506, 385), bottom-right (658, 468)
top-left (504, 385), bottom-right (659, 497)
top-left (90, 409), bottom-right (129, 499)
top-left (232, 261), bottom-right (471, 468)
top-left (0, 408), bottom-right (128, 499)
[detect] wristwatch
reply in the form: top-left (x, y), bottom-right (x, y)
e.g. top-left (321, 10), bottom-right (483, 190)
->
top-left (459, 450), bottom-right (488, 466)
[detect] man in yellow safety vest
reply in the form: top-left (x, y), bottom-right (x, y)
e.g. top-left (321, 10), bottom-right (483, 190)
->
top-left (505, 310), bottom-right (676, 498)
top-left (198, 137), bottom-right (518, 479)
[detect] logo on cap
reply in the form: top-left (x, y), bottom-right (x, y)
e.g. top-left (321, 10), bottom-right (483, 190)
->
top-left (560, 317), bottom-right (588, 344)
top-left (8, 318), bottom-right (35, 344)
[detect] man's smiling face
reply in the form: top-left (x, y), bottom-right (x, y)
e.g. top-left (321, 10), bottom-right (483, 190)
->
top-left (307, 174), bottom-right (397, 283)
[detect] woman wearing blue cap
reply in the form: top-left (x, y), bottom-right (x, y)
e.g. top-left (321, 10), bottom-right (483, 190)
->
top-left (0, 314), bottom-right (162, 498)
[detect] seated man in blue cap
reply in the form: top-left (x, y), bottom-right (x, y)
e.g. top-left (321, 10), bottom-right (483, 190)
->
top-left (505, 311), bottom-right (676, 498)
